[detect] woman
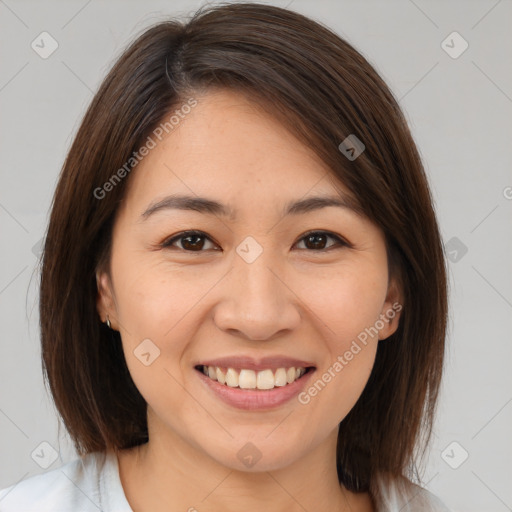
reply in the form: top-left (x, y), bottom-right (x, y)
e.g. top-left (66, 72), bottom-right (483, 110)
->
top-left (0, 3), bottom-right (450, 511)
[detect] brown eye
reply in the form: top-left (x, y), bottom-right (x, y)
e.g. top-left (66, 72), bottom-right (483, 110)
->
top-left (162, 231), bottom-right (218, 251)
top-left (161, 230), bottom-right (349, 253)
top-left (295, 231), bottom-right (347, 251)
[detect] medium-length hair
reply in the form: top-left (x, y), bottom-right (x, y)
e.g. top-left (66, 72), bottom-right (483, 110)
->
top-left (40, 2), bottom-right (448, 493)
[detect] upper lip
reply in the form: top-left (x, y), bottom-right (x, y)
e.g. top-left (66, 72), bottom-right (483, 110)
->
top-left (195, 356), bottom-right (316, 371)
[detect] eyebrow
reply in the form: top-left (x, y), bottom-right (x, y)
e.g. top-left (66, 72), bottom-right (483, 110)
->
top-left (140, 193), bottom-right (364, 221)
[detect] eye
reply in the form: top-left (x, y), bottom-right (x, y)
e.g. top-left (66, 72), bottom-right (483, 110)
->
top-left (294, 231), bottom-right (349, 251)
top-left (161, 230), bottom-right (219, 252)
top-left (161, 230), bottom-right (349, 252)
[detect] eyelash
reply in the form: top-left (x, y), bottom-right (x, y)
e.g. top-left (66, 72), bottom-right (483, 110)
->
top-left (160, 230), bottom-right (350, 252)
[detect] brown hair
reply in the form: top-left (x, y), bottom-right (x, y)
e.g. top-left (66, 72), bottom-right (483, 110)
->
top-left (40, 2), bottom-right (447, 493)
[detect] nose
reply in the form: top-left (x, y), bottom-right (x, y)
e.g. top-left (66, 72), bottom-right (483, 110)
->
top-left (212, 249), bottom-right (301, 341)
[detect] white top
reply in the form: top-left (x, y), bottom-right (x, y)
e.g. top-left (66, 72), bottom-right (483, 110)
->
top-left (0, 450), bottom-right (451, 511)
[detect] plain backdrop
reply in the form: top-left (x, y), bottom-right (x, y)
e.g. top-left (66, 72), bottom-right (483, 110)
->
top-left (0, 1), bottom-right (511, 511)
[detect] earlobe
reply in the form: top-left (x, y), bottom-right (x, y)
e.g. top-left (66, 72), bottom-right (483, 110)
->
top-left (378, 305), bottom-right (402, 340)
top-left (378, 307), bottom-right (401, 340)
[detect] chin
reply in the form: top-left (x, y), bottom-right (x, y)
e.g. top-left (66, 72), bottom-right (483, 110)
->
top-left (202, 432), bottom-right (311, 473)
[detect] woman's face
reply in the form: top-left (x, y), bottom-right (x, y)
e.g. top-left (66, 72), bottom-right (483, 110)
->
top-left (97, 89), bottom-right (401, 472)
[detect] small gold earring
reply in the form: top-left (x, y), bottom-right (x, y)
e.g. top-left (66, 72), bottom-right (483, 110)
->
top-left (106, 315), bottom-right (111, 329)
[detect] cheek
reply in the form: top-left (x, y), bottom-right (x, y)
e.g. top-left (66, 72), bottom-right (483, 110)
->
top-left (298, 258), bottom-right (388, 343)
top-left (111, 267), bottom-right (198, 414)
top-left (296, 264), bottom-right (385, 418)
top-left (110, 253), bottom-right (224, 400)
top-left (111, 251), bottom-right (202, 340)
top-left (299, 324), bottom-right (379, 427)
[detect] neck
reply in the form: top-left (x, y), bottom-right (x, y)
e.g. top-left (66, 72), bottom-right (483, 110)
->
top-left (117, 419), bottom-right (374, 512)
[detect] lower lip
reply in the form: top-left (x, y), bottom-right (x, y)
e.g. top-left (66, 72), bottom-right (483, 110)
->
top-left (195, 368), bottom-right (316, 410)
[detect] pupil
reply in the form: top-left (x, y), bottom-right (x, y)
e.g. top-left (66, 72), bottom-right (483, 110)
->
top-left (306, 233), bottom-right (326, 250)
top-left (183, 235), bottom-right (204, 250)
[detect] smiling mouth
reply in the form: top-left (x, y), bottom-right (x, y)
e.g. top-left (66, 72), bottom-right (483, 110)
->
top-left (194, 365), bottom-right (315, 391)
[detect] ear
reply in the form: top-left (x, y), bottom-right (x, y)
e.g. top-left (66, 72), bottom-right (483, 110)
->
top-left (96, 269), bottom-right (116, 329)
top-left (378, 277), bottom-right (403, 341)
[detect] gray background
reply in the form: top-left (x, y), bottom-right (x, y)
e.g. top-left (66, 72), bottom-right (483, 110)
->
top-left (1, 1), bottom-right (511, 510)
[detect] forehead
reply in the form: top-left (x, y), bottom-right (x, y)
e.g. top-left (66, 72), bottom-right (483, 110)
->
top-left (121, 89), bottom-right (358, 216)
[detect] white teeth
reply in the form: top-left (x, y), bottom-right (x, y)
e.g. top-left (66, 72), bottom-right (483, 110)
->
top-left (225, 368), bottom-right (239, 388)
top-left (216, 367), bottom-right (226, 384)
top-left (200, 365), bottom-right (308, 390)
top-left (238, 369), bottom-right (256, 389)
top-left (256, 369), bottom-right (275, 390)
top-left (274, 368), bottom-right (287, 387)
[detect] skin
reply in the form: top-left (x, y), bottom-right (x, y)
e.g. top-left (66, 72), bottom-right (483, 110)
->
top-left (96, 89), bottom-right (402, 512)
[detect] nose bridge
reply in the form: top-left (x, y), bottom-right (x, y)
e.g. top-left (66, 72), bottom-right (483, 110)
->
top-left (214, 239), bottom-right (300, 340)
top-left (234, 241), bottom-right (283, 311)
top-left (238, 247), bottom-right (278, 298)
